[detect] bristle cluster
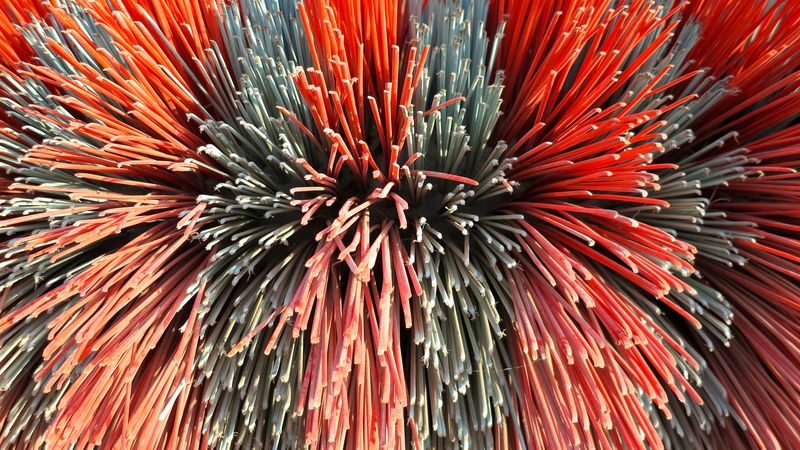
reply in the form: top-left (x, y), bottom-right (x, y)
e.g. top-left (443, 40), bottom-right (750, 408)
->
top-left (0, 0), bottom-right (799, 449)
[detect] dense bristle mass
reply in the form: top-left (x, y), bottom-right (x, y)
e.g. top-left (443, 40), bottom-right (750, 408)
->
top-left (0, 0), bottom-right (799, 449)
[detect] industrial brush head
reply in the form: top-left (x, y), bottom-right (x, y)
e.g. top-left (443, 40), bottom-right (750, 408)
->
top-left (0, 0), bottom-right (799, 449)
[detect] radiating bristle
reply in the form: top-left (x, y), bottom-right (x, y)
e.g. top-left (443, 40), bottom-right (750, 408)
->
top-left (0, 0), bottom-right (798, 449)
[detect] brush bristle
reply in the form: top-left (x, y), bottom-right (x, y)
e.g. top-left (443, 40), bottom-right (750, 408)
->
top-left (0, 0), bottom-right (798, 449)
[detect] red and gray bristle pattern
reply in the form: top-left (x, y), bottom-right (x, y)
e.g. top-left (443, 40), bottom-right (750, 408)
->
top-left (0, 0), bottom-right (798, 449)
